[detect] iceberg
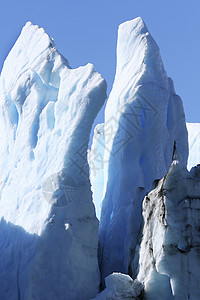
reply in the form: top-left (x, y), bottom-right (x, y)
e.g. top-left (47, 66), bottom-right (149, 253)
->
top-left (90, 17), bottom-right (188, 282)
top-left (137, 158), bottom-right (200, 299)
top-left (0, 22), bottom-right (107, 299)
top-left (187, 123), bottom-right (200, 170)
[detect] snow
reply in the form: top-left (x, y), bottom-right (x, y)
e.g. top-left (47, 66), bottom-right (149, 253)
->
top-left (90, 17), bottom-right (188, 283)
top-left (0, 22), bottom-right (106, 299)
top-left (137, 159), bottom-right (200, 299)
top-left (187, 123), bottom-right (200, 170)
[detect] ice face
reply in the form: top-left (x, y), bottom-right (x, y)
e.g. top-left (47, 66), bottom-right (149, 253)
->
top-left (90, 17), bottom-right (188, 282)
top-left (137, 160), bottom-right (200, 299)
top-left (187, 123), bottom-right (200, 170)
top-left (0, 22), bottom-right (107, 300)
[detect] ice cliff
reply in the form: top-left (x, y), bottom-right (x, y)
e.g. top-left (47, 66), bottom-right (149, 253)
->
top-left (0, 22), bottom-right (107, 299)
top-left (136, 159), bottom-right (200, 299)
top-left (90, 17), bottom-right (188, 282)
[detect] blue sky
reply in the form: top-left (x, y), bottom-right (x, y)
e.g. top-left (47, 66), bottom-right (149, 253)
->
top-left (0, 0), bottom-right (199, 127)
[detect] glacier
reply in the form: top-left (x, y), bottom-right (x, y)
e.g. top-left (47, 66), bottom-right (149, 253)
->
top-left (187, 123), bottom-right (200, 170)
top-left (136, 158), bottom-right (200, 299)
top-left (0, 22), bottom-right (107, 300)
top-left (0, 16), bottom-right (200, 300)
top-left (90, 17), bottom-right (188, 283)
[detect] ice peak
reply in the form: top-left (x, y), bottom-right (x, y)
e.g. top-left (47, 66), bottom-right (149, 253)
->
top-left (116, 16), bottom-right (161, 83)
top-left (21, 21), bottom-right (55, 47)
top-left (1, 21), bottom-right (64, 91)
top-left (118, 16), bottom-right (147, 33)
top-left (23, 20), bottom-right (33, 27)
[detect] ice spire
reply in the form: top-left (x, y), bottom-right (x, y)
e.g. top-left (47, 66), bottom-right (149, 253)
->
top-left (90, 17), bottom-right (188, 283)
top-left (0, 22), bottom-right (107, 300)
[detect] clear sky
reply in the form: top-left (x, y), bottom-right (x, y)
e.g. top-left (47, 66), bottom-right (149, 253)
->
top-left (0, 0), bottom-right (199, 128)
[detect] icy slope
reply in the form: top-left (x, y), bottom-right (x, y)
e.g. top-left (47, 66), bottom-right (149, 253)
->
top-left (0, 22), bottom-right (106, 300)
top-left (90, 17), bottom-right (188, 282)
top-left (137, 160), bottom-right (200, 299)
top-left (187, 123), bottom-right (200, 170)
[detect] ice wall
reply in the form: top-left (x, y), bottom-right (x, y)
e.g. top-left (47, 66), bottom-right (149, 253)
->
top-left (137, 160), bottom-right (200, 299)
top-left (90, 17), bottom-right (188, 282)
top-left (0, 22), bottom-right (107, 300)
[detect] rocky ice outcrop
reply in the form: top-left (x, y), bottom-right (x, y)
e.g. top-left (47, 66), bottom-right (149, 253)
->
top-left (0, 22), bottom-right (107, 299)
top-left (187, 123), bottom-right (200, 170)
top-left (92, 273), bottom-right (143, 300)
top-left (136, 159), bottom-right (200, 299)
top-left (90, 17), bottom-right (188, 282)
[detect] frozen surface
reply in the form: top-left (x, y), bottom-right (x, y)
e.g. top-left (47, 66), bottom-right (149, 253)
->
top-left (90, 17), bottom-right (188, 282)
top-left (92, 273), bottom-right (143, 300)
top-left (137, 159), bottom-right (200, 299)
top-left (0, 22), bottom-right (106, 299)
top-left (187, 123), bottom-right (200, 170)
